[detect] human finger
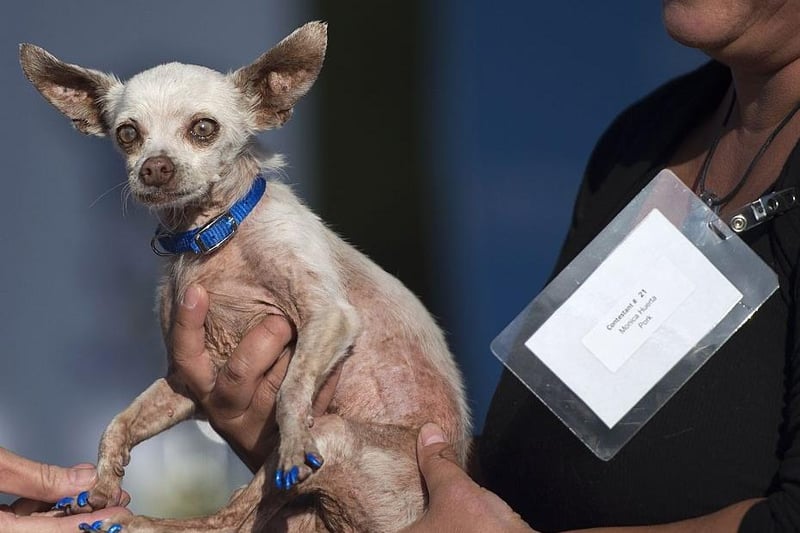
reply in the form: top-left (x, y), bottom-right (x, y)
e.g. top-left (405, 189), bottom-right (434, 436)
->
top-left (409, 424), bottom-right (535, 533)
top-left (0, 449), bottom-right (96, 503)
top-left (251, 346), bottom-right (291, 415)
top-left (9, 490), bottom-right (130, 517)
top-left (414, 423), bottom-right (471, 494)
top-left (252, 346), bottom-right (339, 420)
top-left (211, 314), bottom-right (293, 417)
top-left (8, 497), bottom-right (51, 516)
top-left (0, 506), bottom-right (130, 533)
top-left (169, 285), bottom-right (216, 398)
top-left (244, 349), bottom-right (339, 430)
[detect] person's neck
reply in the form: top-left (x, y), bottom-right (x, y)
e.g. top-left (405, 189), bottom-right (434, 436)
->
top-left (726, 57), bottom-right (800, 133)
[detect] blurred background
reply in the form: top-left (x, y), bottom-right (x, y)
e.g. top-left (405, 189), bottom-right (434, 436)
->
top-left (0, 0), bottom-right (703, 517)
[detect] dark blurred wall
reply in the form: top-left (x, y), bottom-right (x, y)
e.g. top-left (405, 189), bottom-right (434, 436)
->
top-left (314, 3), bottom-right (432, 302)
top-left (311, 2), bottom-right (706, 433)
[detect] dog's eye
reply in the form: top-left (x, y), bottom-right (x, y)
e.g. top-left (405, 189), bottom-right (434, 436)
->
top-left (116, 124), bottom-right (139, 145)
top-left (190, 118), bottom-right (219, 140)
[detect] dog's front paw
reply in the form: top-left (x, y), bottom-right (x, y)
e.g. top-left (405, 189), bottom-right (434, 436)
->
top-left (85, 482), bottom-right (126, 511)
top-left (274, 433), bottom-right (324, 490)
top-left (274, 452), bottom-right (323, 490)
top-left (78, 518), bottom-right (124, 533)
top-left (51, 490), bottom-right (93, 515)
top-left (56, 481), bottom-right (125, 515)
top-left (53, 482), bottom-right (126, 517)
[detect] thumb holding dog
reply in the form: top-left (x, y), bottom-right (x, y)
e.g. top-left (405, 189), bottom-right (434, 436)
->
top-left (0, 447), bottom-right (130, 532)
top-left (0, 447), bottom-right (98, 505)
top-left (404, 423), bottom-right (535, 533)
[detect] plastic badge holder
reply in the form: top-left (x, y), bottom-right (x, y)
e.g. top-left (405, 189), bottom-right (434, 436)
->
top-left (490, 169), bottom-right (778, 460)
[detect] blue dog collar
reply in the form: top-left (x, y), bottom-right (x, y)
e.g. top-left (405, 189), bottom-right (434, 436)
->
top-left (151, 176), bottom-right (267, 256)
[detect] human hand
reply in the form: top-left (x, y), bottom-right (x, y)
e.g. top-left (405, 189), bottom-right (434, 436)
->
top-left (0, 448), bottom-right (130, 532)
top-left (170, 285), bottom-right (341, 471)
top-left (403, 423), bottom-right (535, 533)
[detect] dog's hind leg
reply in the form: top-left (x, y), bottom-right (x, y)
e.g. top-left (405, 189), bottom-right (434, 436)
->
top-left (253, 416), bottom-right (424, 532)
top-left (92, 415), bottom-right (424, 533)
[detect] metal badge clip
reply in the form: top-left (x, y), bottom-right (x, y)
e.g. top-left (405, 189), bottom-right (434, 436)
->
top-left (728, 188), bottom-right (797, 233)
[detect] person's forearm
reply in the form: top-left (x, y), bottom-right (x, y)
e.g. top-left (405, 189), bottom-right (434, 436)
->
top-left (566, 498), bottom-right (761, 533)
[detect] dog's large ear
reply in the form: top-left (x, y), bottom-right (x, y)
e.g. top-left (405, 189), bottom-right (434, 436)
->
top-left (19, 44), bottom-right (120, 136)
top-left (233, 21), bottom-right (327, 130)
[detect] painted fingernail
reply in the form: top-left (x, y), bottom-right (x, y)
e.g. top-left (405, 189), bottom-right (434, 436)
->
top-left (78, 523), bottom-right (93, 532)
top-left (274, 469), bottom-right (283, 489)
top-left (305, 453), bottom-right (323, 470)
top-left (108, 524), bottom-right (123, 533)
top-left (55, 496), bottom-right (73, 509)
top-left (76, 491), bottom-right (90, 507)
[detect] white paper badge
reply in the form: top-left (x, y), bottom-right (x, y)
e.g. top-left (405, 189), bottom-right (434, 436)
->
top-left (525, 209), bottom-right (742, 428)
top-left (491, 169), bottom-right (778, 460)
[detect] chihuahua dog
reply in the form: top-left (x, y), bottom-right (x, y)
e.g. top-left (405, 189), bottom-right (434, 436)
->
top-left (20, 22), bottom-right (470, 532)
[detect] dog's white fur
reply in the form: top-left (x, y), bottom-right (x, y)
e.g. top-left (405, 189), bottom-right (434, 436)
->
top-left (107, 64), bottom-right (262, 208)
top-left (20, 21), bottom-right (470, 533)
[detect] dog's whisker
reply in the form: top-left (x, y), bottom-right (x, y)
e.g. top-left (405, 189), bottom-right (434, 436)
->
top-left (120, 184), bottom-right (133, 217)
top-left (89, 181), bottom-right (127, 209)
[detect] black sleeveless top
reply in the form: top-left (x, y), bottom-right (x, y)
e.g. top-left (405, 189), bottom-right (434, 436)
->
top-left (479, 61), bottom-right (800, 532)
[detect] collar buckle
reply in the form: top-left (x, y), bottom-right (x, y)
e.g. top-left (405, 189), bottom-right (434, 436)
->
top-left (194, 211), bottom-right (239, 254)
top-left (150, 232), bottom-right (173, 257)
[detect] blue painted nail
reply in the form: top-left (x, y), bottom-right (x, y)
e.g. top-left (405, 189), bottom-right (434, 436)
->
top-left (78, 524), bottom-right (92, 532)
top-left (55, 496), bottom-right (74, 509)
top-left (77, 491), bottom-right (89, 507)
top-left (305, 453), bottom-right (323, 470)
top-left (274, 469), bottom-right (283, 489)
top-left (91, 520), bottom-right (104, 531)
top-left (107, 524), bottom-right (123, 533)
top-left (289, 466), bottom-right (299, 486)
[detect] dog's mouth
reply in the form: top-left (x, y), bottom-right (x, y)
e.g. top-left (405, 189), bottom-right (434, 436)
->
top-left (133, 186), bottom-right (207, 208)
top-left (134, 189), bottom-right (184, 206)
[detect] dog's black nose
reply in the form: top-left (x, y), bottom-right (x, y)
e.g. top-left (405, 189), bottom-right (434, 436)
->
top-left (139, 156), bottom-right (175, 186)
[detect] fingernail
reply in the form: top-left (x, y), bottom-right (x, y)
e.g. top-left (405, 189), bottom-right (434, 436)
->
top-left (68, 465), bottom-right (97, 485)
top-left (420, 423), bottom-right (446, 446)
top-left (182, 286), bottom-right (200, 309)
